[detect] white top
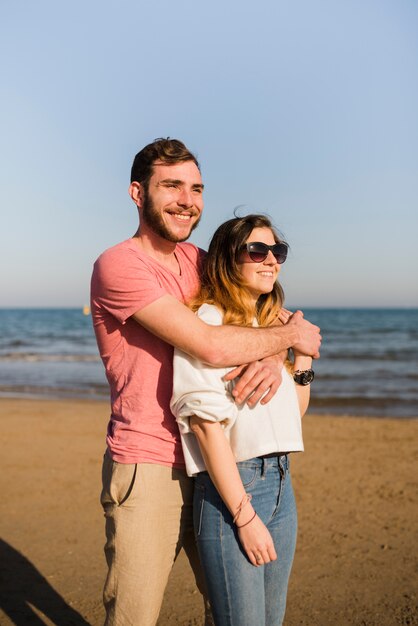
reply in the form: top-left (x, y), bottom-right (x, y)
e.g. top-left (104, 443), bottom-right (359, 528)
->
top-left (170, 303), bottom-right (304, 477)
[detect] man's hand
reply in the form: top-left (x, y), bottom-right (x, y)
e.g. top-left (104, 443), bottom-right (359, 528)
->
top-left (223, 353), bottom-right (287, 407)
top-left (287, 310), bottom-right (321, 358)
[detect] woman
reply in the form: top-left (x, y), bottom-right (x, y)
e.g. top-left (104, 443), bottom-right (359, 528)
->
top-left (170, 215), bottom-right (313, 626)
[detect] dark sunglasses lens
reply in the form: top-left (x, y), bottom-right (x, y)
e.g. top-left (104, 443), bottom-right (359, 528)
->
top-left (247, 243), bottom-right (269, 262)
top-left (272, 243), bottom-right (288, 264)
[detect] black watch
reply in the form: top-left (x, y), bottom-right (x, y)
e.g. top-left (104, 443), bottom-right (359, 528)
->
top-left (293, 368), bottom-right (315, 386)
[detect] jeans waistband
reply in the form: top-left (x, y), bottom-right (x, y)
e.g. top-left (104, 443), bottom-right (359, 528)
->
top-left (237, 454), bottom-right (290, 472)
top-left (258, 453), bottom-right (289, 471)
top-left (196, 454), bottom-right (290, 479)
top-left (259, 452), bottom-right (289, 459)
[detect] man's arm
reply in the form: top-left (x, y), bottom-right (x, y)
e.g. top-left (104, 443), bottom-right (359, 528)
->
top-left (224, 308), bottom-right (313, 405)
top-left (132, 294), bottom-right (321, 367)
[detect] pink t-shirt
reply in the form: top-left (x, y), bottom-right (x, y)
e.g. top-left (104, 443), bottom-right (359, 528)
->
top-left (91, 238), bottom-right (204, 466)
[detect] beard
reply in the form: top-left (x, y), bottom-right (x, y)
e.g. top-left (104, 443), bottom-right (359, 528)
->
top-left (141, 187), bottom-right (201, 243)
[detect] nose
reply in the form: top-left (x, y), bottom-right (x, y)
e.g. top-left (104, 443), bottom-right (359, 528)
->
top-left (178, 187), bottom-right (193, 208)
top-left (264, 250), bottom-right (277, 265)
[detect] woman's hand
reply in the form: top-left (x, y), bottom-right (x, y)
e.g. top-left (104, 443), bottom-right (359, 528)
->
top-left (237, 514), bottom-right (277, 567)
top-left (277, 307), bottom-right (293, 325)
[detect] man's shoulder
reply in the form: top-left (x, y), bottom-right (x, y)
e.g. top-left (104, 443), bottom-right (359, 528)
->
top-left (91, 239), bottom-right (148, 291)
top-left (176, 241), bottom-right (206, 261)
top-left (93, 239), bottom-right (157, 279)
top-left (94, 238), bottom-right (136, 265)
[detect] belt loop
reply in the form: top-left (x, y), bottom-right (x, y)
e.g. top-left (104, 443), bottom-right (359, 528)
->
top-left (278, 455), bottom-right (285, 480)
top-left (261, 457), bottom-right (266, 477)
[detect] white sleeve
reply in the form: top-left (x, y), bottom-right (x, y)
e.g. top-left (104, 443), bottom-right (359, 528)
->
top-left (170, 304), bottom-right (238, 434)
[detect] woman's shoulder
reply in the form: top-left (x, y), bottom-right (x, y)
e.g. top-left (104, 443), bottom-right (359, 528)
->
top-left (196, 303), bottom-right (223, 326)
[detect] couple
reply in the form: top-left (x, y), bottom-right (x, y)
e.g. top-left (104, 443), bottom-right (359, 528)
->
top-left (91, 138), bottom-right (321, 626)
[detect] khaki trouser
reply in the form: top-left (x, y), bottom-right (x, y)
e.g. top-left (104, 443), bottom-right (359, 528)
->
top-left (101, 452), bottom-right (212, 626)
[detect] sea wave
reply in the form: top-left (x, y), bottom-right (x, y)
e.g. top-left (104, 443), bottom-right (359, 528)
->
top-left (323, 351), bottom-right (417, 362)
top-left (310, 395), bottom-right (418, 417)
top-left (0, 383), bottom-right (108, 400)
top-left (0, 353), bottom-right (101, 363)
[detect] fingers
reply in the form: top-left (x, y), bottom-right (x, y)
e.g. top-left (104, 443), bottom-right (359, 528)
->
top-left (223, 364), bottom-right (248, 381)
top-left (259, 377), bottom-right (281, 405)
top-left (289, 310), bottom-right (322, 357)
top-left (250, 543), bottom-right (277, 567)
top-left (238, 517), bottom-right (278, 567)
top-left (246, 374), bottom-right (276, 407)
top-left (228, 362), bottom-right (259, 402)
top-left (268, 543), bottom-right (278, 561)
top-left (247, 551), bottom-right (259, 567)
top-left (277, 309), bottom-right (291, 324)
top-left (235, 368), bottom-right (275, 406)
top-left (224, 358), bottom-right (284, 406)
top-left (290, 309), bottom-right (304, 320)
top-left (229, 361), bottom-right (282, 406)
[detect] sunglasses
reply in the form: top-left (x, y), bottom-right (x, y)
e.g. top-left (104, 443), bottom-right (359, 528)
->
top-left (242, 241), bottom-right (288, 264)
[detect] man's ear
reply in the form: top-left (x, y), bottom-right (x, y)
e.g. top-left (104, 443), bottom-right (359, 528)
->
top-left (129, 181), bottom-right (144, 207)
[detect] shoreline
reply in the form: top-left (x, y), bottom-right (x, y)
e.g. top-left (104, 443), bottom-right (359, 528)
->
top-left (0, 391), bottom-right (417, 419)
top-left (0, 398), bottom-right (417, 625)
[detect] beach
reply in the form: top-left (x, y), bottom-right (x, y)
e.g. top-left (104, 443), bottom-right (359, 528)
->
top-left (0, 398), bottom-right (417, 626)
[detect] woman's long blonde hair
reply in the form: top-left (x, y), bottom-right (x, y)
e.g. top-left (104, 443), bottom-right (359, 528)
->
top-left (191, 215), bottom-right (287, 327)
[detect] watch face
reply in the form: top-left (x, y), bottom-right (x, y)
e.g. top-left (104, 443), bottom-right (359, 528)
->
top-left (302, 370), bottom-right (314, 385)
top-left (294, 369), bottom-right (314, 385)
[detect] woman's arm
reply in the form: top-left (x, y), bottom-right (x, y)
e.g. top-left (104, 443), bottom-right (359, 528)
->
top-left (292, 354), bottom-right (313, 416)
top-left (190, 416), bottom-right (277, 567)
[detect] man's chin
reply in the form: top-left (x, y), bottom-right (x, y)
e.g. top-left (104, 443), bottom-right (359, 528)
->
top-left (169, 220), bottom-right (200, 243)
top-left (156, 226), bottom-right (192, 244)
top-left (166, 230), bottom-right (193, 244)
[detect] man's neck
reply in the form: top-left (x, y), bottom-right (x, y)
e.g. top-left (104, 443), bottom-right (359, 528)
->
top-left (133, 229), bottom-right (181, 273)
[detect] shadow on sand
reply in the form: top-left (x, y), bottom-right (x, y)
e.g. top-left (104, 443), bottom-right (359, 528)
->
top-left (0, 538), bottom-right (90, 625)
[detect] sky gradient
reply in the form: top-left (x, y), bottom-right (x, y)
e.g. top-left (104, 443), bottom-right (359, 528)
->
top-left (1, 0), bottom-right (417, 308)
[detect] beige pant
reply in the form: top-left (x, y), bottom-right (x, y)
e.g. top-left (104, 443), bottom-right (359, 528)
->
top-left (100, 452), bottom-right (211, 626)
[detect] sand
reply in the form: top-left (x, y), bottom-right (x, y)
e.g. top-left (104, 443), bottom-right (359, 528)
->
top-left (0, 398), bottom-right (417, 626)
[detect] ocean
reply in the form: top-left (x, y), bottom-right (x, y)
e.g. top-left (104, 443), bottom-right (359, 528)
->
top-left (0, 308), bottom-right (417, 418)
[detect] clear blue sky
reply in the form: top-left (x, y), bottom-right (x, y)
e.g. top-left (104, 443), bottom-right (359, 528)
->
top-left (1, 0), bottom-right (417, 308)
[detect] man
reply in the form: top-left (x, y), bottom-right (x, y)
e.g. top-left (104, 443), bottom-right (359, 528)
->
top-left (91, 138), bottom-right (321, 625)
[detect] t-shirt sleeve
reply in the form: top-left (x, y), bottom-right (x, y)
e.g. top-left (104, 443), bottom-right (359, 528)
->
top-left (91, 244), bottom-right (166, 324)
top-left (170, 304), bottom-right (238, 433)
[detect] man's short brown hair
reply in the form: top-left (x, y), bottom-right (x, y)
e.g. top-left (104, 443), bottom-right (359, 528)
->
top-left (130, 138), bottom-right (200, 187)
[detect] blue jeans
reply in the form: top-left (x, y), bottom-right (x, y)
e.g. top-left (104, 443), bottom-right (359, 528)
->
top-left (194, 455), bottom-right (297, 626)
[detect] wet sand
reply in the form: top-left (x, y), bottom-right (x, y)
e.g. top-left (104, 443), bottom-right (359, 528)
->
top-left (0, 398), bottom-right (417, 625)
